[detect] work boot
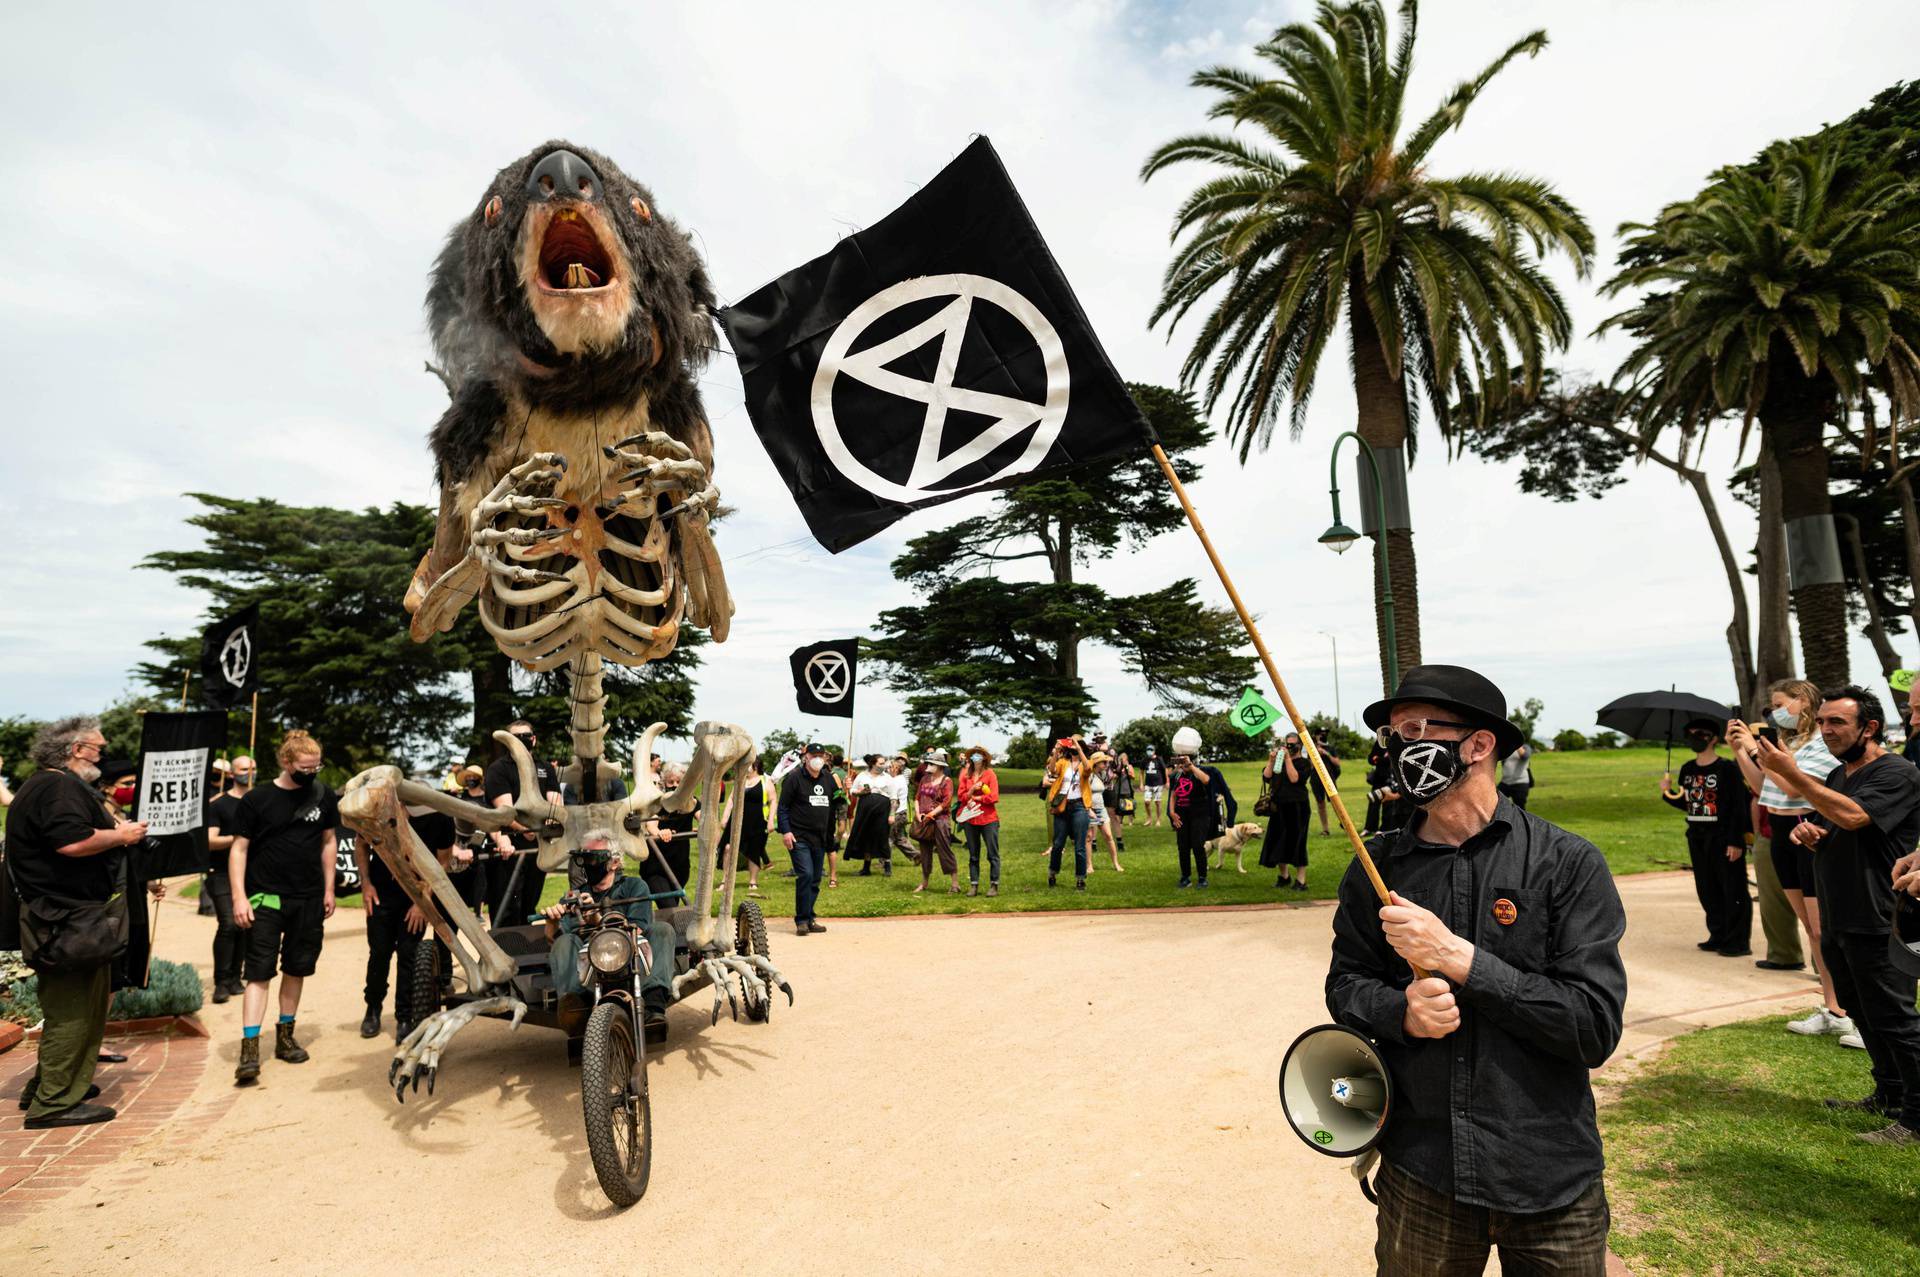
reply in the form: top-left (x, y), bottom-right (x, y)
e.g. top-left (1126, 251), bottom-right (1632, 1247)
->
top-left (968, 883), bottom-right (979, 897)
top-left (235, 1037), bottom-right (261, 1086)
top-left (274, 1021), bottom-right (310, 1064)
top-left (987, 883), bottom-right (999, 898)
top-left (211, 982), bottom-right (231, 1005)
top-left (359, 1007), bottom-right (381, 1039)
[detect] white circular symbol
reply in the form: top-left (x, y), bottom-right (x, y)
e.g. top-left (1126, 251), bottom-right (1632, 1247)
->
top-left (810, 273), bottom-right (1071, 504)
top-left (804, 651), bottom-right (850, 703)
top-left (1396, 741), bottom-right (1454, 798)
top-left (219, 626), bottom-right (252, 688)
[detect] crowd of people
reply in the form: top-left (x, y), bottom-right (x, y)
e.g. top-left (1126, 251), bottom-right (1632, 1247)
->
top-left (1650, 676), bottom-right (1920, 1130)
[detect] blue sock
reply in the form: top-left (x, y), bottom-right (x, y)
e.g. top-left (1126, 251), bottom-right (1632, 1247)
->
top-left (277, 1014), bottom-right (295, 1026)
top-left (242, 1025), bottom-right (261, 1040)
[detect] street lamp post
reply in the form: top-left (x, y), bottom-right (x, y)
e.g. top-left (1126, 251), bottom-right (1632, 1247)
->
top-left (1319, 431), bottom-right (1400, 693)
top-left (1318, 629), bottom-right (1341, 722)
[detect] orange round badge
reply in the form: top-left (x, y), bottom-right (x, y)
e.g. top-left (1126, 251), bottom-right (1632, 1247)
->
top-left (1492, 898), bottom-right (1518, 926)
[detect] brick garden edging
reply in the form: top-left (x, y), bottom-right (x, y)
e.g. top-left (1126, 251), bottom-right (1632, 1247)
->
top-left (0, 1021), bottom-right (233, 1226)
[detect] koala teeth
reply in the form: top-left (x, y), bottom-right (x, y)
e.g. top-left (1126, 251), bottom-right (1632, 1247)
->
top-left (562, 262), bottom-right (602, 289)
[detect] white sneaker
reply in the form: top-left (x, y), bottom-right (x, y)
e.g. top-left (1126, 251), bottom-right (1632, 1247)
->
top-left (1828, 1013), bottom-right (1858, 1037)
top-left (1839, 1029), bottom-right (1867, 1049)
top-left (1787, 1008), bottom-right (1837, 1035)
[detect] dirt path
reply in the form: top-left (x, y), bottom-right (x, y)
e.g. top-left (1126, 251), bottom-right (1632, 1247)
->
top-left (1, 872), bottom-right (1821, 1275)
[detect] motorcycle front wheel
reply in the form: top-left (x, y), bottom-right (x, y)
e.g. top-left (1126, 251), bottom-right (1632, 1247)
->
top-left (580, 998), bottom-right (651, 1206)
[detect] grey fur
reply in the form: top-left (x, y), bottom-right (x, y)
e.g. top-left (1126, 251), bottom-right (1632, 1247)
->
top-left (425, 140), bottom-right (717, 488)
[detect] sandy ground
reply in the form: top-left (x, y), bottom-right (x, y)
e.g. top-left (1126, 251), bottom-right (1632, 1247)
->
top-left (1, 871), bottom-right (1823, 1276)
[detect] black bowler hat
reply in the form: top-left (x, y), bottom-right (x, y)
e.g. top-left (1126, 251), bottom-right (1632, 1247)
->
top-left (1363, 664), bottom-right (1525, 758)
top-left (1891, 892), bottom-right (1920, 979)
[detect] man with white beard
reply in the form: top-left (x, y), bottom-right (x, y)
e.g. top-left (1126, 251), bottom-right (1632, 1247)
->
top-left (8, 717), bottom-right (151, 1128)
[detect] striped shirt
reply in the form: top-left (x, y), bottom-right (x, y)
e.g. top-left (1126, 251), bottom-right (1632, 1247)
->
top-left (1759, 736), bottom-right (1840, 811)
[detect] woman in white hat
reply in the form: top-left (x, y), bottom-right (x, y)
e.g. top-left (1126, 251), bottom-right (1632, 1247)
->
top-left (910, 749), bottom-right (960, 894)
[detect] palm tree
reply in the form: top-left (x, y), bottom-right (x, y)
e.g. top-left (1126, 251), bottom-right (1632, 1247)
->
top-left (1142, 0), bottom-right (1593, 691)
top-left (1602, 141), bottom-right (1920, 688)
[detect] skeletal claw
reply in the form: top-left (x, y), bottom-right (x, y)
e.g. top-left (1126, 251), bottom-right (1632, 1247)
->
top-left (424, 1067), bottom-right (437, 1097)
top-left (780, 981), bottom-right (794, 1006)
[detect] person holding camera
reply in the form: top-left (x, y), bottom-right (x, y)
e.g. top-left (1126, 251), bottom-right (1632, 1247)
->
top-left (1043, 736), bottom-right (1094, 889)
top-left (1260, 733), bottom-right (1313, 890)
top-left (1167, 726), bottom-right (1235, 889)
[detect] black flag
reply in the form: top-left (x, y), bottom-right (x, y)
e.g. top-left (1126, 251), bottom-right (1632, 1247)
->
top-left (720, 136), bottom-right (1151, 552)
top-left (790, 638), bottom-right (858, 718)
top-left (198, 603), bottom-right (261, 709)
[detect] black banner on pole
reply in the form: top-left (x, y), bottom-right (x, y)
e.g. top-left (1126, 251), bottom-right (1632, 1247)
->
top-left (790, 638), bottom-right (859, 718)
top-left (199, 604), bottom-right (262, 709)
top-left (132, 710), bottom-right (228, 878)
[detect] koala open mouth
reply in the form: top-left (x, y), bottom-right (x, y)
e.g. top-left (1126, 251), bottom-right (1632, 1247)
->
top-left (538, 210), bottom-right (615, 292)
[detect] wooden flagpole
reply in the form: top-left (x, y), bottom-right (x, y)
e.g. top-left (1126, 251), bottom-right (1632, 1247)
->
top-left (1147, 444), bottom-right (1420, 974)
top-left (248, 691), bottom-right (260, 762)
top-left (179, 671), bottom-right (191, 710)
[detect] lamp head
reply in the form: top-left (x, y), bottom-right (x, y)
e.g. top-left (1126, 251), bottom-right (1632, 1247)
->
top-left (1319, 521), bottom-right (1361, 555)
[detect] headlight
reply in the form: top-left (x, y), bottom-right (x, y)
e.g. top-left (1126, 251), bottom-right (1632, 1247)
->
top-left (588, 929), bottom-right (634, 975)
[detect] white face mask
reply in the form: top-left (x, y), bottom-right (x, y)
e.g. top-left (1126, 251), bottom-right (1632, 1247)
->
top-left (1770, 706), bottom-right (1799, 730)
top-left (806, 757), bottom-right (824, 774)
top-left (970, 753), bottom-right (984, 765)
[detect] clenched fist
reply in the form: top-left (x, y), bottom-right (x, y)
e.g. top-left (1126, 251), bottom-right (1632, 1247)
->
top-left (1403, 977), bottom-right (1460, 1039)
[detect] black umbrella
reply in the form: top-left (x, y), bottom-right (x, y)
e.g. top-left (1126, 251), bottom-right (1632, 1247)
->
top-left (1596, 688), bottom-right (1738, 768)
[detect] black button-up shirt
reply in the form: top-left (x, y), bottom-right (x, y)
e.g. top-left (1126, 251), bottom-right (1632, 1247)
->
top-left (1325, 797), bottom-right (1627, 1213)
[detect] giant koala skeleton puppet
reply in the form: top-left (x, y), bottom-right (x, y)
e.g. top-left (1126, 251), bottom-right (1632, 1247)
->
top-left (337, 141), bottom-right (786, 1095)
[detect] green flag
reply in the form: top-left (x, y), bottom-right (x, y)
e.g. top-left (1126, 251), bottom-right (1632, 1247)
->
top-left (1230, 687), bottom-right (1282, 737)
top-left (1893, 669), bottom-right (1917, 694)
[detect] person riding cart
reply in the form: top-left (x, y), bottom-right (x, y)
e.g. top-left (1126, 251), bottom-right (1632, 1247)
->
top-left (543, 829), bottom-right (677, 1044)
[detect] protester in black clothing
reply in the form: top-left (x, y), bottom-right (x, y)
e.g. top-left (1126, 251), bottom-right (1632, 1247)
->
top-left (1660, 719), bottom-right (1753, 956)
top-left (644, 761), bottom-right (698, 896)
top-left (228, 730), bottom-right (338, 1085)
top-left (1362, 743), bottom-right (1390, 834)
top-left (1309, 727), bottom-right (1341, 836)
top-left (356, 801), bottom-right (457, 1039)
top-left (1167, 729), bottom-right (1235, 889)
top-left (776, 742), bottom-right (839, 936)
top-left (1329, 665), bottom-right (1626, 1273)
top-left (1141, 745), bottom-right (1168, 826)
top-left (721, 759), bottom-right (772, 896)
top-left (1260, 734), bottom-right (1313, 890)
top-left (9, 717), bottom-right (152, 1129)
top-left (204, 754), bottom-right (257, 1003)
top-left (482, 719), bottom-right (562, 928)
top-left (1752, 685), bottom-right (1920, 1145)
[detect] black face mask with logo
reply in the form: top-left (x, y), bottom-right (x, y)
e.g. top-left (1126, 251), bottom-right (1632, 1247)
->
top-left (1388, 736), bottom-right (1468, 807)
top-left (1685, 732), bottom-right (1715, 751)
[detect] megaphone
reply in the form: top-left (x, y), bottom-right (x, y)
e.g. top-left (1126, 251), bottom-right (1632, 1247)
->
top-left (1279, 1023), bottom-right (1393, 1159)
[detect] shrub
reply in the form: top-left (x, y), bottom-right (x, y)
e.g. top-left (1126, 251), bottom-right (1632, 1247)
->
top-left (1306, 713), bottom-right (1369, 760)
top-left (1003, 732), bottom-right (1049, 770)
top-left (0, 957), bottom-right (203, 1026)
top-left (1589, 730), bottom-right (1622, 750)
top-left (1553, 728), bottom-right (1589, 752)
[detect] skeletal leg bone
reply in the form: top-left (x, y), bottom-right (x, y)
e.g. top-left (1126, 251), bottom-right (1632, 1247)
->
top-left (390, 996), bottom-right (526, 1101)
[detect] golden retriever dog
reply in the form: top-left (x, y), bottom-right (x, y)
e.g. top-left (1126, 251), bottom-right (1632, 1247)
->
top-left (1207, 821), bottom-right (1265, 874)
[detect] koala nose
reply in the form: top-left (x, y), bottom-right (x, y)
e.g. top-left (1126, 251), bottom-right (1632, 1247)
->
top-left (527, 149), bottom-right (601, 203)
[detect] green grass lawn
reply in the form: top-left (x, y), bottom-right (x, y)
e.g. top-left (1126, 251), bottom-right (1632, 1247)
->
top-left (1603, 1015), bottom-right (1920, 1276)
top-left (151, 746), bottom-right (1701, 920)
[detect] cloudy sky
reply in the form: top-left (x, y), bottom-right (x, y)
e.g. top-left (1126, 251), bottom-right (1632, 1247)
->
top-left (4, 0), bottom-right (1917, 758)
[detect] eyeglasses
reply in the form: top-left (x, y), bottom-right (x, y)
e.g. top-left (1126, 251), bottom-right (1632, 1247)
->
top-left (1375, 718), bottom-right (1479, 747)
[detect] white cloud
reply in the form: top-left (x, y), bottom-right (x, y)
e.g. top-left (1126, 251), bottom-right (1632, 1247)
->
top-left (3, 0), bottom-right (1916, 756)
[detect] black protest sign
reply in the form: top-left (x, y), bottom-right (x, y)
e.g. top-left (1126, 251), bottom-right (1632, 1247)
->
top-left (199, 603), bottom-right (261, 709)
top-left (790, 638), bottom-right (859, 718)
top-left (131, 710), bottom-right (227, 878)
top-left (720, 136), bottom-right (1151, 552)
